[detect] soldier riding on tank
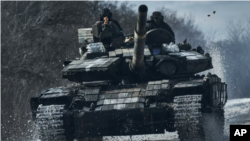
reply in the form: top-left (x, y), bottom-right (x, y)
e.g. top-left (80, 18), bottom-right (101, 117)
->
top-left (99, 8), bottom-right (123, 33)
top-left (123, 11), bottom-right (176, 48)
top-left (91, 8), bottom-right (125, 51)
top-left (147, 11), bottom-right (175, 43)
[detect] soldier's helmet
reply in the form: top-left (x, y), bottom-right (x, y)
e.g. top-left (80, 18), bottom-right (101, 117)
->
top-left (150, 11), bottom-right (163, 21)
top-left (100, 8), bottom-right (113, 19)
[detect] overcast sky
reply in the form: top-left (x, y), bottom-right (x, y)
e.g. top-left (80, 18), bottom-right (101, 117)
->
top-left (117, 1), bottom-right (250, 41)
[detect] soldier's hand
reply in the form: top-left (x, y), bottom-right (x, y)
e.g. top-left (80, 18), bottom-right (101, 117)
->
top-left (104, 16), bottom-right (109, 25)
top-left (125, 37), bottom-right (134, 42)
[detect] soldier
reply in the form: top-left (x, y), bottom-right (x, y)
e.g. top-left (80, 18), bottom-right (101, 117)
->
top-left (91, 8), bottom-right (125, 50)
top-left (99, 8), bottom-right (123, 33)
top-left (146, 11), bottom-right (175, 43)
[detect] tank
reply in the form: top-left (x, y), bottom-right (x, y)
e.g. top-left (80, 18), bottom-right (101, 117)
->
top-left (30, 5), bottom-right (227, 141)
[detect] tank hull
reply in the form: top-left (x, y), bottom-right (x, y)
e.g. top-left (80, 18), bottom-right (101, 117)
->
top-left (30, 74), bottom-right (227, 140)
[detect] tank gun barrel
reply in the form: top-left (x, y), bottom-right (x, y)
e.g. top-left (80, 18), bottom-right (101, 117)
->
top-left (130, 5), bottom-right (148, 73)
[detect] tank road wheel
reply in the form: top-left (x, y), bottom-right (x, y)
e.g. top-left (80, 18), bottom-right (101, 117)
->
top-left (174, 95), bottom-right (225, 141)
top-left (35, 104), bottom-right (73, 141)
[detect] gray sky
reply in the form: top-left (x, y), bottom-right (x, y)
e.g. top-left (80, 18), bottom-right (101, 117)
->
top-left (118, 1), bottom-right (250, 41)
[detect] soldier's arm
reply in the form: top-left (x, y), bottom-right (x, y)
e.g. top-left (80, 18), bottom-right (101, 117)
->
top-left (112, 20), bottom-right (123, 32)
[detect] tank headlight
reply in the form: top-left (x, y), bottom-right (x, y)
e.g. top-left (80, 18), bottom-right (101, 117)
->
top-left (159, 62), bottom-right (176, 76)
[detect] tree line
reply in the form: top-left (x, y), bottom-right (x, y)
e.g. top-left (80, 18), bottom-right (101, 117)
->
top-left (216, 17), bottom-right (250, 98)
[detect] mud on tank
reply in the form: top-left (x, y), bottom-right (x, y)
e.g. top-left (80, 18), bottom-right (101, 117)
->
top-left (30, 5), bottom-right (227, 141)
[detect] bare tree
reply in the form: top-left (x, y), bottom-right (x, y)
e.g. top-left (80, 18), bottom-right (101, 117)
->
top-left (216, 16), bottom-right (250, 98)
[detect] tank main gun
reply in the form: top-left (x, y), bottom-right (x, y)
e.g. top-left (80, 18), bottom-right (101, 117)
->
top-left (130, 5), bottom-right (148, 73)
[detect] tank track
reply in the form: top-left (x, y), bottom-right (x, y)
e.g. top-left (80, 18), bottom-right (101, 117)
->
top-left (35, 104), bottom-right (67, 141)
top-left (174, 95), bottom-right (204, 141)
